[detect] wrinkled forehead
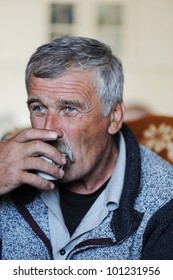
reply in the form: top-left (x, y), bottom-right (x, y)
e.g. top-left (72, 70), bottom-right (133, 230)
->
top-left (27, 71), bottom-right (100, 101)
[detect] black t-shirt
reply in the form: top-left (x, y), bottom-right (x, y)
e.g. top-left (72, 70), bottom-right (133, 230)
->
top-left (59, 180), bottom-right (109, 236)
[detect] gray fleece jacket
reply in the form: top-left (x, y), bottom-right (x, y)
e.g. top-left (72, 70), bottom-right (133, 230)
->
top-left (0, 125), bottom-right (173, 260)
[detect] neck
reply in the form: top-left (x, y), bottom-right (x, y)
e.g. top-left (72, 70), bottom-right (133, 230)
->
top-left (62, 139), bottom-right (119, 194)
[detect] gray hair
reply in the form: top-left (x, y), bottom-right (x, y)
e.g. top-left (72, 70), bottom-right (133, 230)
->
top-left (25, 36), bottom-right (124, 116)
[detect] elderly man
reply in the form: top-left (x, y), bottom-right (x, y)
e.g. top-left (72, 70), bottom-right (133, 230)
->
top-left (0, 36), bottom-right (173, 260)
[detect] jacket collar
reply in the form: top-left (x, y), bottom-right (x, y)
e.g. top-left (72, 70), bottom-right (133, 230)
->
top-left (111, 124), bottom-right (143, 242)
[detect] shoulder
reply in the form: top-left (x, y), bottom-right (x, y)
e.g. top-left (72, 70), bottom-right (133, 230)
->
top-left (136, 145), bottom-right (173, 212)
top-left (140, 145), bottom-right (173, 181)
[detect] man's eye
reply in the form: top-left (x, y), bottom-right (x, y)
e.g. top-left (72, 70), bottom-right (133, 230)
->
top-left (64, 107), bottom-right (78, 114)
top-left (66, 107), bottom-right (76, 112)
top-left (33, 105), bottom-right (44, 112)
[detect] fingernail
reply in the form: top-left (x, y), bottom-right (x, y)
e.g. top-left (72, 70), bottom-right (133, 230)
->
top-left (49, 131), bottom-right (57, 139)
top-left (59, 169), bottom-right (65, 178)
top-left (50, 183), bottom-right (55, 190)
top-left (61, 156), bottom-right (66, 164)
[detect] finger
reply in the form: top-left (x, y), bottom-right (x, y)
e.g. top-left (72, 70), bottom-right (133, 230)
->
top-left (24, 141), bottom-right (66, 166)
top-left (14, 128), bottom-right (58, 143)
top-left (20, 171), bottom-right (56, 191)
top-left (23, 157), bottom-right (65, 179)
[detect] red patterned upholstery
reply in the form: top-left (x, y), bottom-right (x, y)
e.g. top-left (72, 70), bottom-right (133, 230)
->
top-left (126, 114), bottom-right (173, 164)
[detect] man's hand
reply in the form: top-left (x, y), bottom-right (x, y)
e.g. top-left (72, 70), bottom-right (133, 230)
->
top-left (0, 128), bottom-right (66, 195)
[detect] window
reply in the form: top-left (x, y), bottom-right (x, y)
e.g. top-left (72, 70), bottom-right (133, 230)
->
top-left (97, 4), bottom-right (124, 54)
top-left (49, 3), bottom-right (75, 40)
top-left (98, 4), bottom-right (123, 26)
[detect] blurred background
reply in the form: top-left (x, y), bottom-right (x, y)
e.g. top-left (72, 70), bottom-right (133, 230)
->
top-left (0, 0), bottom-right (173, 137)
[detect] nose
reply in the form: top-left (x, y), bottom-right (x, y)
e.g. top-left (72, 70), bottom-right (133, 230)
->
top-left (44, 112), bottom-right (63, 138)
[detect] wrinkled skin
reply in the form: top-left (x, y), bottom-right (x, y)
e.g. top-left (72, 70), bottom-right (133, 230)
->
top-left (0, 71), bottom-right (125, 195)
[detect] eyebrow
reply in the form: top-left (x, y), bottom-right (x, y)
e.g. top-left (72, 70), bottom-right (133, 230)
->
top-left (27, 98), bottom-right (42, 108)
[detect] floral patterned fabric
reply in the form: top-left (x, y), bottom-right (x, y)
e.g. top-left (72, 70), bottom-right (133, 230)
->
top-left (126, 115), bottom-right (173, 164)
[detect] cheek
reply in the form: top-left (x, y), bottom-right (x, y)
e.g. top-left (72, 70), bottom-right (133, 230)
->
top-left (81, 117), bottom-right (109, 140)
top-left (30, 116), bottom-right (45, 129)
top-left (71, 119), bottom-right (108, 154)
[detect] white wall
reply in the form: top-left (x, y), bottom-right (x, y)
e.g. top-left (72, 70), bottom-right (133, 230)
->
top-left (123, 0), bottom-right (173, 115)
top-left (0, 0), bottom-right (173, 137)
top-left (0, 0), bottom-right (48, 136)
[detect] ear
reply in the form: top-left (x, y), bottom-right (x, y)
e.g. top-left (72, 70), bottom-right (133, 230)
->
top-left (108, 102), bottom-right (125, 135)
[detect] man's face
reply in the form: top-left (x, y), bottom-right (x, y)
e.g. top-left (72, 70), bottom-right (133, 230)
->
top-left (27, 71), bottom-right (116, 183)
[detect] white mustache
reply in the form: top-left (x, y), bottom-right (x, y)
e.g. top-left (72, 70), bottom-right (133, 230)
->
top-left (54, 140), bottom-right (74, 162)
